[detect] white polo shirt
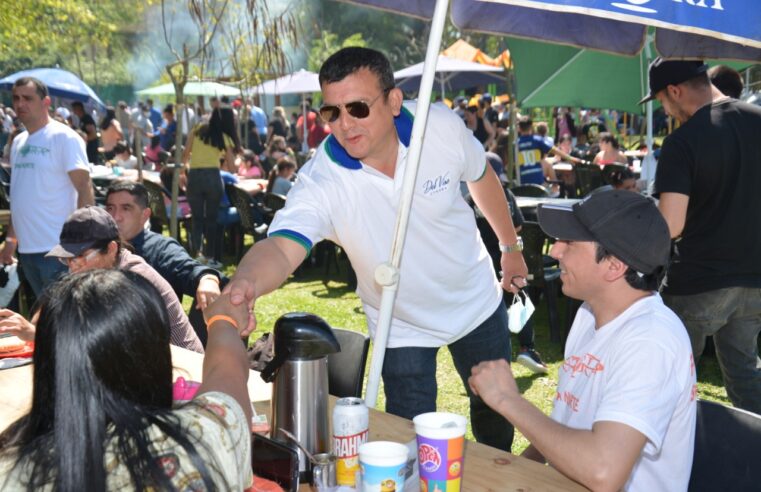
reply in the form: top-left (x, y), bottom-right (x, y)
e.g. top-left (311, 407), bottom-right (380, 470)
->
top-left (269, 101), bottom-right (502, 348)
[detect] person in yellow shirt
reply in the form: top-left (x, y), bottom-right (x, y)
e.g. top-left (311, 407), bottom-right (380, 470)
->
top-left (182, 107), bottom-right (239, 264)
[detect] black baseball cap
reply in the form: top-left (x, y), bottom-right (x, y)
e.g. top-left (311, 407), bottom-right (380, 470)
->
top-left (47, 206), bottom-right (119, 259)
top-left (537, 190), bottom-right (670, 275)
top-left (639, 57), bottom-right (708, 104)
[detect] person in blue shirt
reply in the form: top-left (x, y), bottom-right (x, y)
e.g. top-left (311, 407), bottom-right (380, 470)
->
top-left (516, 115), bottom-right (578, 186)
top-left (249, 103), bottom-right (268, 146)
top-left (159, 105), bottom-right (177, 151)
top-left (146, 99), bottom-right (163, 130)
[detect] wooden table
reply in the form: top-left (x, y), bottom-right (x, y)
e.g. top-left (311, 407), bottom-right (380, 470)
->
top-left (0, 345), bottom-right (272, 433)
top-left (252, 399), bottom-right (587, 492)
top-left (0, 347), bottom-right (587, 491)
top-left (236, 178), bottom-right (268, 196)
top-left (90, 166), bottom-right (162, 185)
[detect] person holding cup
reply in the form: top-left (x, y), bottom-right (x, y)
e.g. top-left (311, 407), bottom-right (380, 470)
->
top-left (469, 190), bottom-right (696, 492)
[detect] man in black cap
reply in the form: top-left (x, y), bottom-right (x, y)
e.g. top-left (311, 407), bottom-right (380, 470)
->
top-left (643, 57), bottom-right (761, 415)
top-left (469, 190), bottom-right (696, 492)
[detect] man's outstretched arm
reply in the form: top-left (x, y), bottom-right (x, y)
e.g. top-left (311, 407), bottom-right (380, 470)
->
top-left (224, 236), bottom-right (307, 336)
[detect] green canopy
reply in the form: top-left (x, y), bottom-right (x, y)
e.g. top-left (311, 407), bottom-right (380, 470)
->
top-left (507, 37), bottom-right (749, 114)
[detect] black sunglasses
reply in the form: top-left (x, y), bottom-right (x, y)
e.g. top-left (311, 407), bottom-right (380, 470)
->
top-left (319, 88), bottom-right (392, 123)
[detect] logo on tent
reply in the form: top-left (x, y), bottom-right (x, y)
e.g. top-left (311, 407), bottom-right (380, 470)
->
top-left (611, 0), bottom-right (656, 14)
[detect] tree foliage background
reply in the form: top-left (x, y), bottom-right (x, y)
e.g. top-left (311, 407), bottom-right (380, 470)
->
top-left (0, 0), bottom-right (511, 94)
top-left (0, 0), bottom-right (148, 86)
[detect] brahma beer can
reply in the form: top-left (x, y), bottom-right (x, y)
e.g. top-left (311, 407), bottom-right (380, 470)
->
top-left (332, 397), bottom-right (369, 486)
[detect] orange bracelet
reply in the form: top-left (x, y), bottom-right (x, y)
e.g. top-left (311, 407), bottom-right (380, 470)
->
top-left (206, 314), bottom-right (239, 330)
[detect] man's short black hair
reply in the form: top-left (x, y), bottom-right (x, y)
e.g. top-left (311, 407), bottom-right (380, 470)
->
top-left (106, 180), bottom-right (150, 210)
top-left (708, 65), bottom-right (743, 99)
top-left (595, 243), bottom-right (665, 292)
top-left (518, 115), bottom-right (533, 132)
top-left (319, 47), bottom-right (395, 92)
top-left (13, 77), bottom-right (48, 99)
top-left (71, 101), bottom-right (84, 111)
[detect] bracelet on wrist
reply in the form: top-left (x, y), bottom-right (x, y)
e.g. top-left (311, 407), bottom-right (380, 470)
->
top-left (207, 314), bottom-right (239, 330)
top-left (5, 237), bottom-right (16, 244)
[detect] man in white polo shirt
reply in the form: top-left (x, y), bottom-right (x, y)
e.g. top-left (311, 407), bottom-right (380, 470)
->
top-left (228, 47), bottom-right (528, 451)
top-left (0, 77), bottom-right (93, 296)
top-left (470, 190), bottom-right (696, 491)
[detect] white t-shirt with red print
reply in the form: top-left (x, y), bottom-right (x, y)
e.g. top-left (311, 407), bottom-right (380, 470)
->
top-left (551, 294), bottom-right (696, 492)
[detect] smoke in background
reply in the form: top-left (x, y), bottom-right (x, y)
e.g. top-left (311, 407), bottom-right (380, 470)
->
top-left (129, 0), bottom-right (304, 93)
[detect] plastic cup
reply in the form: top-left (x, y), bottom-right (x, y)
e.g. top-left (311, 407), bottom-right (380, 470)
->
top-left (358, 441), bottom-right (408, 492)
top-left (413, 412), bottom-right (467, 492)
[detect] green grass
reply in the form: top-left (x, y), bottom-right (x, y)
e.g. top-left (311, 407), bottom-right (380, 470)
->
top-left (184, 250), bottom-right (731, 455)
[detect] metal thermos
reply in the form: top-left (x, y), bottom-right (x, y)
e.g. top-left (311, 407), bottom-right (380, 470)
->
top-left (261, 312), bottom-right (340, 484)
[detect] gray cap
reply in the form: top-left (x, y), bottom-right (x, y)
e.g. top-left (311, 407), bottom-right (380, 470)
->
top-left (537, 190), bottom-right (670, 274)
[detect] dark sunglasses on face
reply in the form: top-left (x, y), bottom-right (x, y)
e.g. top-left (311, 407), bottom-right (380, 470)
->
top-left (319, 88), bottom-right (392, 123)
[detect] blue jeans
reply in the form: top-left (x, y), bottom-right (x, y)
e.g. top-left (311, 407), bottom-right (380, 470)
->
top-left (18, 252), bottom-right (67, 297)
top-left (382, 302), bottom-right (514, 451)
top-left (664, 287), bottom-right (761, 415)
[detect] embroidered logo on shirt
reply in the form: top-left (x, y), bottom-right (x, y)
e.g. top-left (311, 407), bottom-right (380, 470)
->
top-left (422, 172), bottom-right (450, 196)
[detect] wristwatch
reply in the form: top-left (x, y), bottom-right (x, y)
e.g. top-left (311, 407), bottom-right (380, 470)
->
top-left (499, 237), bottom-right (524, 253)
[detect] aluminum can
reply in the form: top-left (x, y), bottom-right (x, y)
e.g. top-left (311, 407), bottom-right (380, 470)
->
top-left (332, 397), bottom-right (369, 487)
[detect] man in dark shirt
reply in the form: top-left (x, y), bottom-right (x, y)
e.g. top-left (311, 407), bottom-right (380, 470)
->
top-left (105, 181), bottom-right (225, 345)
top-left (71, 101), bottom-right (99, 164)
top-left (645, 57), bottom-right (761, 415)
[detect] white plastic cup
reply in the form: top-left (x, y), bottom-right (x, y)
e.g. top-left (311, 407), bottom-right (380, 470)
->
top-left (413, 412), bottom-right (467, 492)
top-left (358, 441), bottom-right (408, 492)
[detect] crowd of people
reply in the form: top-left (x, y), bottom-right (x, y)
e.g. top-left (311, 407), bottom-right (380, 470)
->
top-left (0, 46), bottom-right (758, 492)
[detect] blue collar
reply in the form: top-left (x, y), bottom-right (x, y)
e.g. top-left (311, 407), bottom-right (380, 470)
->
top-left (324, 106), bottom-right (414, 170)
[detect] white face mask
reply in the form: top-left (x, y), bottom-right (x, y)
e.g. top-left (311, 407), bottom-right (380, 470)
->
top-left (507, 290), bottom-right (535, 334)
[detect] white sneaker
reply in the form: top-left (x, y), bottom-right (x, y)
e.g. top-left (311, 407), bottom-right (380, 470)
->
top-left (516, 349), bottom-right (549, 375)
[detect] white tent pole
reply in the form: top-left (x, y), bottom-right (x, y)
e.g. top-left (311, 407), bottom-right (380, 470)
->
top-left (644, 35), bottom-right (654, 155)
top-left (302, 93), bottom-right (309, 154)
top-left (364, 0), bottom-right (450, 408)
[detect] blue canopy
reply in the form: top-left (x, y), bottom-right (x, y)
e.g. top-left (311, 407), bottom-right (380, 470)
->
top-left (343, 0), bottom-right (761, 60)
top-left (0, 68), bottom-right (106, 109)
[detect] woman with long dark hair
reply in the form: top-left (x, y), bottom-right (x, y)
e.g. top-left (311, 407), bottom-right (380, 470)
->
top-left (182, 107), bottom-right (237, 264)
top-left (0, 269), bottom-right (253, 490)
top-left (100, 106), bottom-right (123, 160)
top-left (593, 132), bottom-right (628, 166)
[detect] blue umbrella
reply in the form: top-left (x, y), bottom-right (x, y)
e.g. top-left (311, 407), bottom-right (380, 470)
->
top-left (0, 68), bottom-right (106, 109)
top-left (344, 0), bottom-right (761, 59)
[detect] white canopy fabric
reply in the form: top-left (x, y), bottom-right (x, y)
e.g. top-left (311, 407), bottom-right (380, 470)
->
top-left (135, 81), bottom-right (240, 97)
top-left (250, 69), bottom-right (321, 95)
top-left (394, 54), bottom-right (504, 93)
